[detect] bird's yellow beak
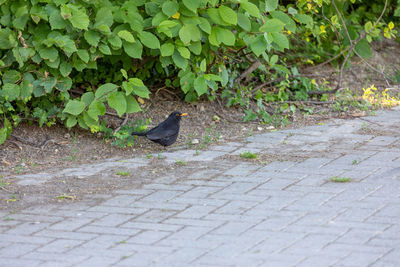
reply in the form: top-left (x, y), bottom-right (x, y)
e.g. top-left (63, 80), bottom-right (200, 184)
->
top-left (180, 113), bottom-right (188, 116)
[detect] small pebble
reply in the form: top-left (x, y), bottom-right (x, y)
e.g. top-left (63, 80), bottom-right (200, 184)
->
top-left (257, 127), bottom-right (263, 131)
top-left (266, 126), bottom-right (275, 130)
top-left (192, 139), bottom-right (199, 144)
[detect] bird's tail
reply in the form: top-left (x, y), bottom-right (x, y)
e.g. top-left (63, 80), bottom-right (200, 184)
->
top-left (131, 131), bottom-right (147, 136)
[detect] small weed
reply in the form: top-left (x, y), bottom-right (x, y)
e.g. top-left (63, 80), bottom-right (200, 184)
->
top-left (240, 151), bottom-right (258, 159)
top-left (199, 125), bottom-right (221, 149)
top-left (119, 240), bottom-right (127, 244)
top-left (195, 150), bottom-right (200, 155)
top-left (57, 194), bottom-right (76, 200)
top-left (0, 177), bottom-right (8, 187)
top-left (116, 171), bottom-right (130, 176)
top-left (145, 154), bottom-right (153, 159)
top-left (352, 160), bottom-right (359, 165)
top-left (175, 160), bottom-right (186, 166)
top-left (15, 165), bottom-right (24, 175)
top-left (4, 217), bottom-right (14, 221)
top-left (6, 194), bottom-right (18, 203)
top-left (330, 176), bottom-right (351, 183)
top-left (62, 155), bottom-right (77, 162)
top-left (157, 153), bottom-right (163, 159)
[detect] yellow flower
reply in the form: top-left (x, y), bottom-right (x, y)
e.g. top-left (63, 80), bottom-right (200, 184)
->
top-left (388, 22), bottom-right (394, 30)
top-left (172, 12), bottom-right (180, 19)
top-left (319, 25), bottom-right (326, 34)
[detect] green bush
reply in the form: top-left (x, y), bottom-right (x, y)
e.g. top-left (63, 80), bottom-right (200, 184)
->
top-left (0, 0), bottom-right (398, 144)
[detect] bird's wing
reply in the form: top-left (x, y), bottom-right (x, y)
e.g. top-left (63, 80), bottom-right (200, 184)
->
top-left (145, 128), bottom-right (177, 140)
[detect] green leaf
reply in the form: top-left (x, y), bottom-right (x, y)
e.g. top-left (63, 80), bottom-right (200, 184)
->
top-left (265, 0), bottom-right (278, 12)
top-left (209, 27), bottom-right (220, 46)
top-left (179, 25), bottom-right (192, 44)
top-left (77, 49), bottom-right (89, 63)
top-left (94, 24), bottom-right (111, 34)
top-left (182, 0), bottom-right (200, 13)
top-left (260, 18), bottom-right (285, 33)
top-left (1, 83), bottom-right (20, 101)
top-left (198, 17), bottom-right (211, 34)
top-left (294, 14), bottom-right (313, 28)
top-left (271, 32), bottom-right (289, 50)
top-left (20, 78), bottom-right (33, 101)
top-left (73, 59), bottom-right (86, 71)
top-left (62, 4), bottom-right (89, 30)
top-left (0, 28), bottom-right (17, 49)
top-left (216, 28), bottom-right (235, 46)
top-left (88, 101), bottom-right (106, 120)
top-left (63, 100), bottom-right (86, 116)
top-left (121, 69), bottom-right (128, 79)
top-left (128, 78), bottom-right (151, 98)
top-left (180, 71), bottom-right (195, 93)
top-left (125, 95), bottom-right (142, 113)
top-left (95, 83), bottom-right (118, 100)
top-left (38, 47), bottom-right (58, 62)
top-left (188, 41), bottom-right (202, 55)
top-left (108, 91), bottom-right (127, 117)
top-left (179, 24), bottom-right (201, 44)
top-left (49, 9), bottom-right (67, 30)
top-left (172, 51), bottom-right (188, 69)
top-left (200, 59), bottom-right (206, 72)
top-left (96, 7), bottom-right (113, 27)
top-left (81, 92), bottom-right (94, 106)
top-left (0, 127), bottom-right (8, 145)
top-left (42, 77), bottom-right (57, 92)
top-left (218, 5), bottom-right (237, 25)
top-left (118, 30), bottom-right (135, 43)
top-left (271, 11), bottom-right (297, 32)
top-left (162, 1), bottom-right (179, 17)
top-left (237, 13), bottom-right (251, 31)
top-left (66, 116), bottom-right (77, 128)
top-left (177, 46), bottom-right (190, 59)
top-left (2, 70), bottom-right (21, 83)
top-left (138, 31), bottom-right (160, 49)
top-left (204, 74), bottom-right (222, 82)
top-left (108, 35), bottom-right (122, 49)
top-left (270, 54), bottom-right (278, 65)
top-left (99, 44), bottom-right (112, 55)
top-left (194, 76), bottom-right (208, 96)
top-left (355, 39), bottom-right (372, 59)
top-left (207, 8), bottom-right (228, 26)
top-left (160, 43), bottom-right (175, 56)
top-left (250, 35), bottom-right (268, 56)
top-left (123, 41), bottom-right (143, 59)
top-left (84, 30), bottom-right (101, 47)
top-left (241, 1), bottom-right (261, 18)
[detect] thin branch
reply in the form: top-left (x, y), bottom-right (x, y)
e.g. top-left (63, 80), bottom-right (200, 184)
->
top-left (234, 60), bottom-right (262, 84)
top-left (332, 0), bottom-right (389, 90)
top-left (114, 113), bottom-right (129, 134)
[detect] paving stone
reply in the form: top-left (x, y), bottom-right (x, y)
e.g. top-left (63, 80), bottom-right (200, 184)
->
top-left (21, 251), bottom-right (88, 265)
top-left (0, 243), bottom-right (39, 257)
top-left (91, 214), bottom-right (133, 227)
top-left (34, 229), bottom-right (98, 241)
top-left (126, 230), bottom-right (171, 245)
top-left (49, 217), bottom-right (93, 231)
top-left (36, 239), bottom-right (85, 253)
top-left (0, 258), bottom-right (42, 267)
top-left (74, 256), bottom-right (120, 267)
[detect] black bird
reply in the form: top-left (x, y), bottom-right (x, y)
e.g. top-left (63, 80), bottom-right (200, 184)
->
top-left (131, 111), bottom-right (187, 146)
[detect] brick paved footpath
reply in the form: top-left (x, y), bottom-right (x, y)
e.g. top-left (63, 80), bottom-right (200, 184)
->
top-left (1, 106), bottom-right (400, 267)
